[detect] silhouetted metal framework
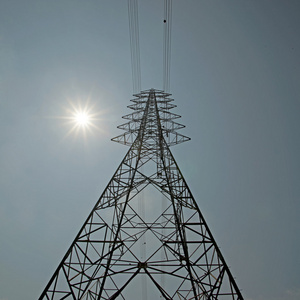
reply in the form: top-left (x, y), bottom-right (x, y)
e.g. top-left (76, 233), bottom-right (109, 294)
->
top-left (40, 89), bottom-right (243, 299)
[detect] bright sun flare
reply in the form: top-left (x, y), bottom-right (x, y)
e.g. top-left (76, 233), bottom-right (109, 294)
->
top-left (74, 111), bottom-right (90, 127)
top-left (60, 98), bottom-right (107, 139)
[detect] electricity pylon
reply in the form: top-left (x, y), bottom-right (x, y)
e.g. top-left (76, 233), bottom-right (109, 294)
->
top-left (39, 89), bottom-right (243, 299)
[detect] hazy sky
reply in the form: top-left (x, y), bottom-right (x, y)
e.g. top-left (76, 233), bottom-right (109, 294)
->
top-left (1, 1), bottom-right (300, 299)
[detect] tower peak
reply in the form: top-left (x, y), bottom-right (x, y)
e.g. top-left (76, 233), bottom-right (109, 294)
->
top-left (112, 89), bottom-right (190, 147)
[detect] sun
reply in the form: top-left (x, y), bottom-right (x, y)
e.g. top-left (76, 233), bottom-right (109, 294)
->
top-left (74, 111), bottom-right (91, 127)
top-left (61, 98), bottom-right (105, 138)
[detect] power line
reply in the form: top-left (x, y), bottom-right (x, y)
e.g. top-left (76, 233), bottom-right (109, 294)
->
top-left (128, 0), bottom-right (172, 93)
top-left (163, 0), bottom-right (172, 93)
top-left (128, 0), bottom-right (141, 93)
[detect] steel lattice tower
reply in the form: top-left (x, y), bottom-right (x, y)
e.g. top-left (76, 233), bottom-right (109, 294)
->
top-left (39, 89), bottom-right (243, 299)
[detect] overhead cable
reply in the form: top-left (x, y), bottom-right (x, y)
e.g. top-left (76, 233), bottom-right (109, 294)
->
top-left (163, 0), bottom-right (172, 93)
top-left (128, 0), bottom-right (141, 93)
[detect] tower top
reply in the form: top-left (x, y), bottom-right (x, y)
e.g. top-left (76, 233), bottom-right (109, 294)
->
top-left (112, 89), bottom-right (190, 146)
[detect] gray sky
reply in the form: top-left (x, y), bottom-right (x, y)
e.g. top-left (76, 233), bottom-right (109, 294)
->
top-left (1, 1), bottom-right (300, 299)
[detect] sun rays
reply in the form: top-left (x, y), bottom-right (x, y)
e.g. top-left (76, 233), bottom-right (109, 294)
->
top-left (61, 97), bottom-right (107, 140)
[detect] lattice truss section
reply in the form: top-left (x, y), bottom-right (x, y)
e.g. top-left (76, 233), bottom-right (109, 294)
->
top-left (40, 89), bottom-right (243, 299)
top-left (111, 89), bottom-right (190, 147)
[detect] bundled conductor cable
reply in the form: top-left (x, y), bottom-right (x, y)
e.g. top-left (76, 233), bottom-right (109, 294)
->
top-left (128, 0), bottom-right (141, 93)
top-left (163, 0), bottom-right (172, 93)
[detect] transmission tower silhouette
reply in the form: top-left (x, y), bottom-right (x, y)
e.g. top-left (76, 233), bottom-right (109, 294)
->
top-left (39, 88), bottom-right (243, 299)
